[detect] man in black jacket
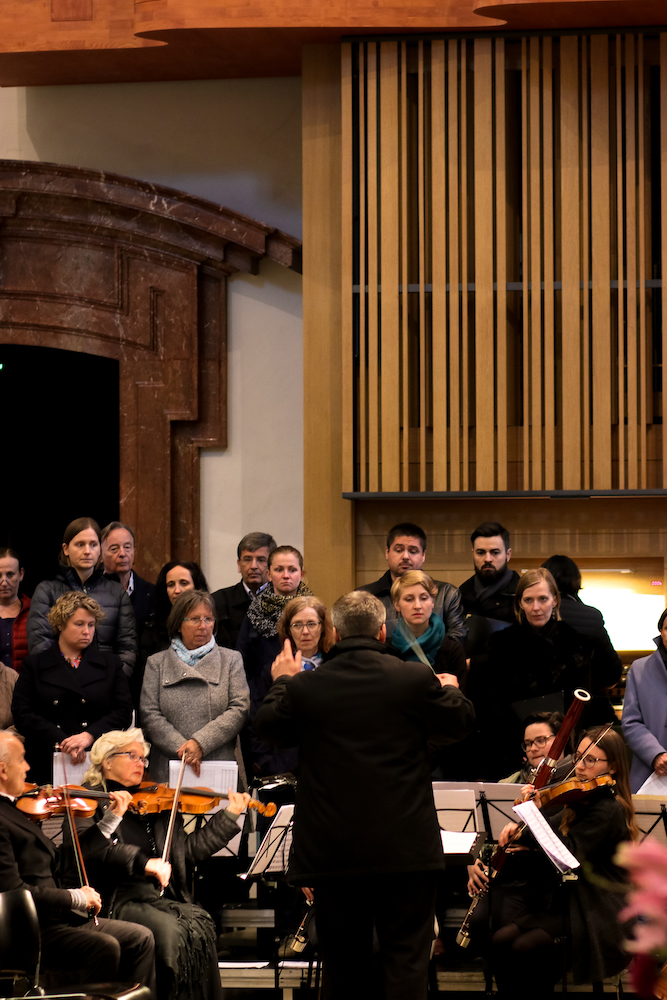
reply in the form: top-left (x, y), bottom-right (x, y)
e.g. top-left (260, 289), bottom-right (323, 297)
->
top-left (458, 521), bottom-right (520, 623)
top-left (0, 730), bottom-right (156, 994)
top-left (211, 531), bottom-right (276, 647)
top-left (254, 591), bottom-right (475, 1000)
top-left (359, 522), bottom-right (466, 640)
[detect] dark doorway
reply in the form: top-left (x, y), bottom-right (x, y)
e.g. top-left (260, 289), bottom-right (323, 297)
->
top-left (0, 345), bottom-right (119, 594)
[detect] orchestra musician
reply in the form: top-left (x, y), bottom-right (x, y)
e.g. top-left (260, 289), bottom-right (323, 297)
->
top-left (466, 727), bottom-right (637, 997)
top-left (499, 711), bottom-right (572, 785)
top-left (0, 730), bottom-right (156, 995)
top-left (70, 728), bottom-right (250, 1000)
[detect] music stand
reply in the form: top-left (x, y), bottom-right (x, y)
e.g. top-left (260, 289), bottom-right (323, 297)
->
top-left (167, 759), bottom-right (243, 857)
top-left (432, 786), bottom-right (485, 864)
top-left (433, 781), bottom-right (523, 843)
top-left (632, 794), bottom-right (667, 845)
top-left (240, 804), bottom-right (294, 881)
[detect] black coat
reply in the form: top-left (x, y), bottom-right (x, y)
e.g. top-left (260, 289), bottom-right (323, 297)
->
top-left (212, 581), bottom-right (252, 648)
top-left (467, 620), bottom-right (622, 780)
top-left (11, 644), bottom-right (133, 783)
top-left (129, 573), bottom-right (155, 629)
top-left (254, 636), bottom-right (475, 881)
top-left (458, 570), bottom-right (521, 623)
top-left (27, 565), bottom-right (136, 676)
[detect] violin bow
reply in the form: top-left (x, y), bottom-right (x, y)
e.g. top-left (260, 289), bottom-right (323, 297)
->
top-left (59, 750), bottom-right (99, 926)
top-left (160, 754), bottom-right (187, 892)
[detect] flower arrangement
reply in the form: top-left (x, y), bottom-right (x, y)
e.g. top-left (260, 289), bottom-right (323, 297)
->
top-left (617, 839), bottom-right (667, 999)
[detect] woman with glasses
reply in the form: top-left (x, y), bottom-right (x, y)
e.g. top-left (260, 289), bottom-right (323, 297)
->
top-left (73, 727), bottom-right (251, 1000)
top-left (12, 591), bottom-right (132, 782)
top-left (467, 567), bottom-right (622, 781)
top-left (468, 726), bottom-right (637, 997)
top-left (500, 711), bottom-right (572, 785)
top-left (140, 590), bottom-right (249, 782)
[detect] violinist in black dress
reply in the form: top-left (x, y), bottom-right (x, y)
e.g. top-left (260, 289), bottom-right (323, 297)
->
top-left (71, 727), bottom-right (250, 1000)
top-left (467, 727), bottom-right (636, 997)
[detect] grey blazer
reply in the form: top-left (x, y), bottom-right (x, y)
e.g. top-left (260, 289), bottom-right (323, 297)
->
top-left (140, 644), bottom-right (249, 781)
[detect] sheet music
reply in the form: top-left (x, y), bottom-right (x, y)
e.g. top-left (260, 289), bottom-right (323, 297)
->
top-left (440, 831), bottom-right (478, 854)
top-left (512, 800), bottom-right (580, 873)
top-left (168, 759), bottom-right (242, 857)
top-left (53, 752), bottom-right (90, 786)
top-left (266, 824), bottom-right (293, 874)
top-left (637, 773), bottom-right (667, 796)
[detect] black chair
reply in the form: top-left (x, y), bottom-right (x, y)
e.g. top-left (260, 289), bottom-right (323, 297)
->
top-left (0, 889), bottom-right (149, 1000)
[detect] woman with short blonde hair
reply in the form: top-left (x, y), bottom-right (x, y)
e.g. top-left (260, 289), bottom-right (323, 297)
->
top-left (388, 570), bottom-right (465, 683)
top-left (13, 590), bottom-right (132, 782)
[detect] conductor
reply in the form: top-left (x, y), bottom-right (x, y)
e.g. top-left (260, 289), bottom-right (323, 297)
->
top-left (254, 590), bottom-right (475, 1000)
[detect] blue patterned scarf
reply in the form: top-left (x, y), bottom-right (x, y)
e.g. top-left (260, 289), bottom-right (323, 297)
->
top-left (171, 635), bottom-right (217, 666)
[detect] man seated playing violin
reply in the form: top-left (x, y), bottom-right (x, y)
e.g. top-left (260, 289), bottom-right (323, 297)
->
top-left (67, 727), bottom-right (250, 1000)
top-left (0, 729), bottom-right (156, 995)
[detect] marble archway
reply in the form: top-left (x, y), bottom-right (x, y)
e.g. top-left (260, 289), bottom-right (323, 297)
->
top-left (0, 160), bottom-right (301, 580)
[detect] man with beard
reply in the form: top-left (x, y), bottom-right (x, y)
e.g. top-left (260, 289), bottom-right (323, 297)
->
top-left (359, 522), bottom-right (465, 640)
top-left (458, 522), bottom-right (519, 623)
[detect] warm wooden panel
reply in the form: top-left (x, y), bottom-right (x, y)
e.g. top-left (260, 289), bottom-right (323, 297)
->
top-left (302, 44), bottom-right (355, 606)
top-left (379, 41), bottom-right (400, 490)
top-left (590, 34), bottom-right (613, 489)
top-left (341, 42), bottom-right (354, 494)
top-left (663, 34), bottom-right (667, 485)
top-left (1, 0), bottom-right (666, 88)
top-left (560, 36), bottom-right (582, 489)
top-left (431, 40), bottom-right (447, 492)
top-left (366, 44), bottom-right (380, 492)
top-left (345, 34), bottom-right (663, 497)
top-left (474, 38), bottom-right (495, 491)
top-left (448, 40), bottom-right (462, 492)
top-left (495, 39), bottom-right (507, 492)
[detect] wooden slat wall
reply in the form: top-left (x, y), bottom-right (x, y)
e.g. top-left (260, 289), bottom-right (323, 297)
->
top-left (345, 34), bottom-right (663, 493)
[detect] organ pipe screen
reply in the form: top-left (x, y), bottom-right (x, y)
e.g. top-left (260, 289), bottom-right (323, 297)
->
top-left (341, 35), bottom-right (666, 494)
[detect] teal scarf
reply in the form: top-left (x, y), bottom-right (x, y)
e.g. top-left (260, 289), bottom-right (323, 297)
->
top-left (391, 614), bottom-right (445, 666)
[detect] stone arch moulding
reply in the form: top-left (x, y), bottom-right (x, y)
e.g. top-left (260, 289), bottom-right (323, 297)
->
top-left (0, 160), bottom-right (302, 580)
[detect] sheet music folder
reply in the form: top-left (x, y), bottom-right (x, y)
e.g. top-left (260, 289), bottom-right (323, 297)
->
top-left (432, 785), bottom-right (485, 864)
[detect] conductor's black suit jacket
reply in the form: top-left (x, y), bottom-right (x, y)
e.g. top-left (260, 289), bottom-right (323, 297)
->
top-left (254, 636), bottom-right (475, 882)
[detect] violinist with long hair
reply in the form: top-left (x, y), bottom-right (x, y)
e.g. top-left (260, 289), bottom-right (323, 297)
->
top-left (467, 727), bottom-right (637, 997)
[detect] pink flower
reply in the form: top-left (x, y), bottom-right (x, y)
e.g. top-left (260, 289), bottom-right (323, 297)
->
top-left (617, 841), bottom-right (667, 877)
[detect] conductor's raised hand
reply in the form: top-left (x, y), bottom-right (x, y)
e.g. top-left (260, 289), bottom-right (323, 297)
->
top-left (271, 639), bottom-right (302, 680)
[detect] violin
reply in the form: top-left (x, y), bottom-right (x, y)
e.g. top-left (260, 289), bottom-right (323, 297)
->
top-left (532, 773), bottom-right (614, 809)
top-left (127, 782), bottom-right (277, 818)
top-left (16, 783), bottom-right (114, 822)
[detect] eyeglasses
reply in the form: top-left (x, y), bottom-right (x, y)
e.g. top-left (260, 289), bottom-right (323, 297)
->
top-left (182, 616), bottom-right (215, 626)
top-left (109, 751), bottom-right (149, 766)
top-left (573, 751), bottom-right (608, 768)
top-left (290, 621), bottom-right (322, 632)
top-left (521, 735), bottom-right (553, 751)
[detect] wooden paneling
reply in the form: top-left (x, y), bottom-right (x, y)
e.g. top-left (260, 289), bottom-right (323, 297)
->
top-left (302, 44), bottom-right (355, 607)
top-left (345, 33), bottom-right (664, 495)
top-left (1, 0), bottom-right (666, 87)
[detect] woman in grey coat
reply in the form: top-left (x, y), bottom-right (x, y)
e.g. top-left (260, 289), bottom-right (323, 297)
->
top-left (140, 589), bottom-right (249, 782)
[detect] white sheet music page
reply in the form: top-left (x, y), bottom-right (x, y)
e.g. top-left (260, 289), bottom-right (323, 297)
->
top-left (512, 800), bottom-right (580, 874)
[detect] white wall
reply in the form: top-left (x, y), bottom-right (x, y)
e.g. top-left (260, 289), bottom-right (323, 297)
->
top-left (0, 77), bottom-right (304, 587)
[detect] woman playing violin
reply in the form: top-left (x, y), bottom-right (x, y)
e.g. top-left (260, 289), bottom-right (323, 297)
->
top-left (69, 728), bottom-right (250, 1000)
top-left (467, 726), bottom-right (637, 996)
